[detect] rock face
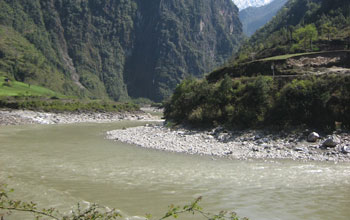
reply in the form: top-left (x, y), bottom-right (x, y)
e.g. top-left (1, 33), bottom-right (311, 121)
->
top-left (0, 0), bottom-right (242, 101)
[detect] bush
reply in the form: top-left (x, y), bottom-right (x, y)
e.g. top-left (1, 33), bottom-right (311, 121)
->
top-left (2, 81), bottom-right (11, 87)
top-left (165, 74), bottom-right (350, 130)
top-left (0, 97), bottom-right (140, 113)
top-left (0, 185), bottom-right (248, 220)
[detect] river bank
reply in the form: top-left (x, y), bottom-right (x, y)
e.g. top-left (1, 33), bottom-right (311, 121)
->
top-left (106, 124), bottom-right (350, 162)
top-left (0, 109), bottom-right (161, 125)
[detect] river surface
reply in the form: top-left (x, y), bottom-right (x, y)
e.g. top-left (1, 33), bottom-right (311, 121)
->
top-left (0, 122), bottom-right (349, 220)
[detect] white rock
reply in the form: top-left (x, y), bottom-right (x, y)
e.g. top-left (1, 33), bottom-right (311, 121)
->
top-left (307, 132), bottom-right (320, 142)
top-left (342, 146), bottom-right (350, 154)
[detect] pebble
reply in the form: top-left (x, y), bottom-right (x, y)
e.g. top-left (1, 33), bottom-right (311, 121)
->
top-left (106, 125), bottom-right (350, 162)
top-left (0, 109), bottom-right (162, 125)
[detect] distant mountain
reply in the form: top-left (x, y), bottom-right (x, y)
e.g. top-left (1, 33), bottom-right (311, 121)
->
top-left (240, 0), bottom-right (288, 36)
top-left (233, 0), bottom-right (274, 10)
top-left (0, 0), bottom-right (243, 102)
top-left (235, 0), bottom-right (350, 62)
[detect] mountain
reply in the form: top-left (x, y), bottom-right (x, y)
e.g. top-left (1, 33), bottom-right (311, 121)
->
top-left (235, 0), bottom-right (350, 63)
top-left (239, 0), bottom-right (288, 36)
top-left (232, 0), bottom-right (274, 10)
top-left (164, 0), bottom-right (350, 129)
top-left (0, 0), bottom-right (242, 102)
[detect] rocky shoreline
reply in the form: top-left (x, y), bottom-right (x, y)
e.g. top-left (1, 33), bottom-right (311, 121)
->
top-left (106, 125), bottom-right (350, 162)
top-left (0, 109), bottom-right (161, 125)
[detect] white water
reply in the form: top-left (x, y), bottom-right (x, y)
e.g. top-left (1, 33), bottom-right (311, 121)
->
top-left (0, 122), bottom-right (349, 220)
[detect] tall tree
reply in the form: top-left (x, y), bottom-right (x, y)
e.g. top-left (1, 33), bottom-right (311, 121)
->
top-left (294, 24), bottom-right (318, 51)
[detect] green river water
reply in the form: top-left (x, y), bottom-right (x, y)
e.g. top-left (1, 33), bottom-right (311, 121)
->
top-left (0, 121), bottom-right (349, 220)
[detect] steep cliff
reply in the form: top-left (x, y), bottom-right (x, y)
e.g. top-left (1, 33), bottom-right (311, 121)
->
top-left (0, 0), bottom-right (242, 101)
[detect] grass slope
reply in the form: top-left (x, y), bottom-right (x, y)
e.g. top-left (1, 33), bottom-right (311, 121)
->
top-left (0, 76), bottom-right (64, 97)
top-left (0, 25), bottom-right (81, 97)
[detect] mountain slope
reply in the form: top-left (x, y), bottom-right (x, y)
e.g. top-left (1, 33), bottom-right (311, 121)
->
top-left (164, 0), bottom-right (350, 129)
top-left (0, 0), bottom-right (242, 102)
top-left (235, 0), bottom-right (350, 62)
top-left (126, 0), bottom-right (242, 101)
top-left (239, 0), bottom-right (288, 36)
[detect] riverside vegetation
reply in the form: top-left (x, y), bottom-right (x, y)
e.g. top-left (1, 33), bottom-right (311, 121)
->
top-left (164, 74), bottom-right (350, 129)
top-left (0, 76), bottom-right (139, 113)
top-left (0, 184), bottom-right (248, 220)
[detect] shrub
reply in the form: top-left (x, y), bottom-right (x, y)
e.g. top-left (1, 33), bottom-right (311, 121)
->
top-left (165, 74), bottom-right (350, 130)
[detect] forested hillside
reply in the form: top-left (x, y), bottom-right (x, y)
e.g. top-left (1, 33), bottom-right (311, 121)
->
top-left (239, 0), bottom-right (288, 36)
top-left (236, 0), bottom-right (350, 62)
top-left (165, 0), bottom-right (350, 129)
top-left (0, 0), bottom-right (242, 102)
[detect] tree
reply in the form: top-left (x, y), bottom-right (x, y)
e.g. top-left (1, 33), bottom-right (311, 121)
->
top-left (293, 24), bottom-right (319, 51)
top-left (321, 22), bottom-right (336, 41)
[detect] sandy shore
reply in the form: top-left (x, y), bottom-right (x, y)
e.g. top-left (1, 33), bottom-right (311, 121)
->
top-left (0, 109), bottom-right (162, 125)
top-left (107, 124), bottom-right (350, 162)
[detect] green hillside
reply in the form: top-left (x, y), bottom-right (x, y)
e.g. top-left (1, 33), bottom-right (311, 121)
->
top-left (0, 76), bottom-right (64, 97)
top-left (0, 25), bottom-right (82, 97)
top-left (235, 0), bottom-right (350, 63)
top-left (164, 0), bottom-right (350, 130)
top-left (239, 0), bottom-right (288, 36)
top-left (0, 0), bottom-right (242, 102)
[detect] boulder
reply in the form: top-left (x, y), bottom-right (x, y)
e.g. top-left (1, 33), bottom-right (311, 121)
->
top-left (342, 146), bottom-right (350, 154)
top-left (307, 132), bottom-right (320, 142)
top-left (322, 135), bottom-right (341, 148)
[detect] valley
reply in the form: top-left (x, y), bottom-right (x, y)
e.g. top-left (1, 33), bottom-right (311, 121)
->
top-left (0, 0), bottom-right (350, 220)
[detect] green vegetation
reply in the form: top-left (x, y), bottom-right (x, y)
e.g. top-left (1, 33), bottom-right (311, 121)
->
top-left (166, 0), bottom-right (350, 131)
top-left (234, 0), bottom-right (350, 63)
top-left (0, 185), bottom-right (247, 220)
top-left (0, 25), bottom-right (81, 97)
top-left (0, 76), bottom-right (65, 97)
top-left (259, 51), bottom-right (321, 61)
top-left (239, 0), bottom-right (288, 37)
top-left (292, 24), bottom-right (319, 51)
top-left (0, 76), bottom-right (139, 113)
top-left (0, 0), bottom-right (242, 102)
top-left (0, 97), bottom-right (139, 113)
top-left (165, 75), bottom-right (350, 129)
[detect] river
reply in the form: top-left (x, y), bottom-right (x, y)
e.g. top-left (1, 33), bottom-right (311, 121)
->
top-left (0, 122), bottom-right (349, 220)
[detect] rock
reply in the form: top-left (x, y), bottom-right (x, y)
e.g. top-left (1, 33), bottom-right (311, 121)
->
top-left (254, 134), bottom-right (263, 140)
top-left (225, 151), bottom-right (233, 155)
top-left (252, 147), bottom-right (259, 152)
top-left (342, 146), bottom-right (350, 154)
top-left (294, 147), bottom-right (307, 152)
top-left (307, 132), bottom-right (320, 142)
top-left (263, 144), bottom-right (271, 149)
top-left (322, 135), bottom-right (341, 148)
